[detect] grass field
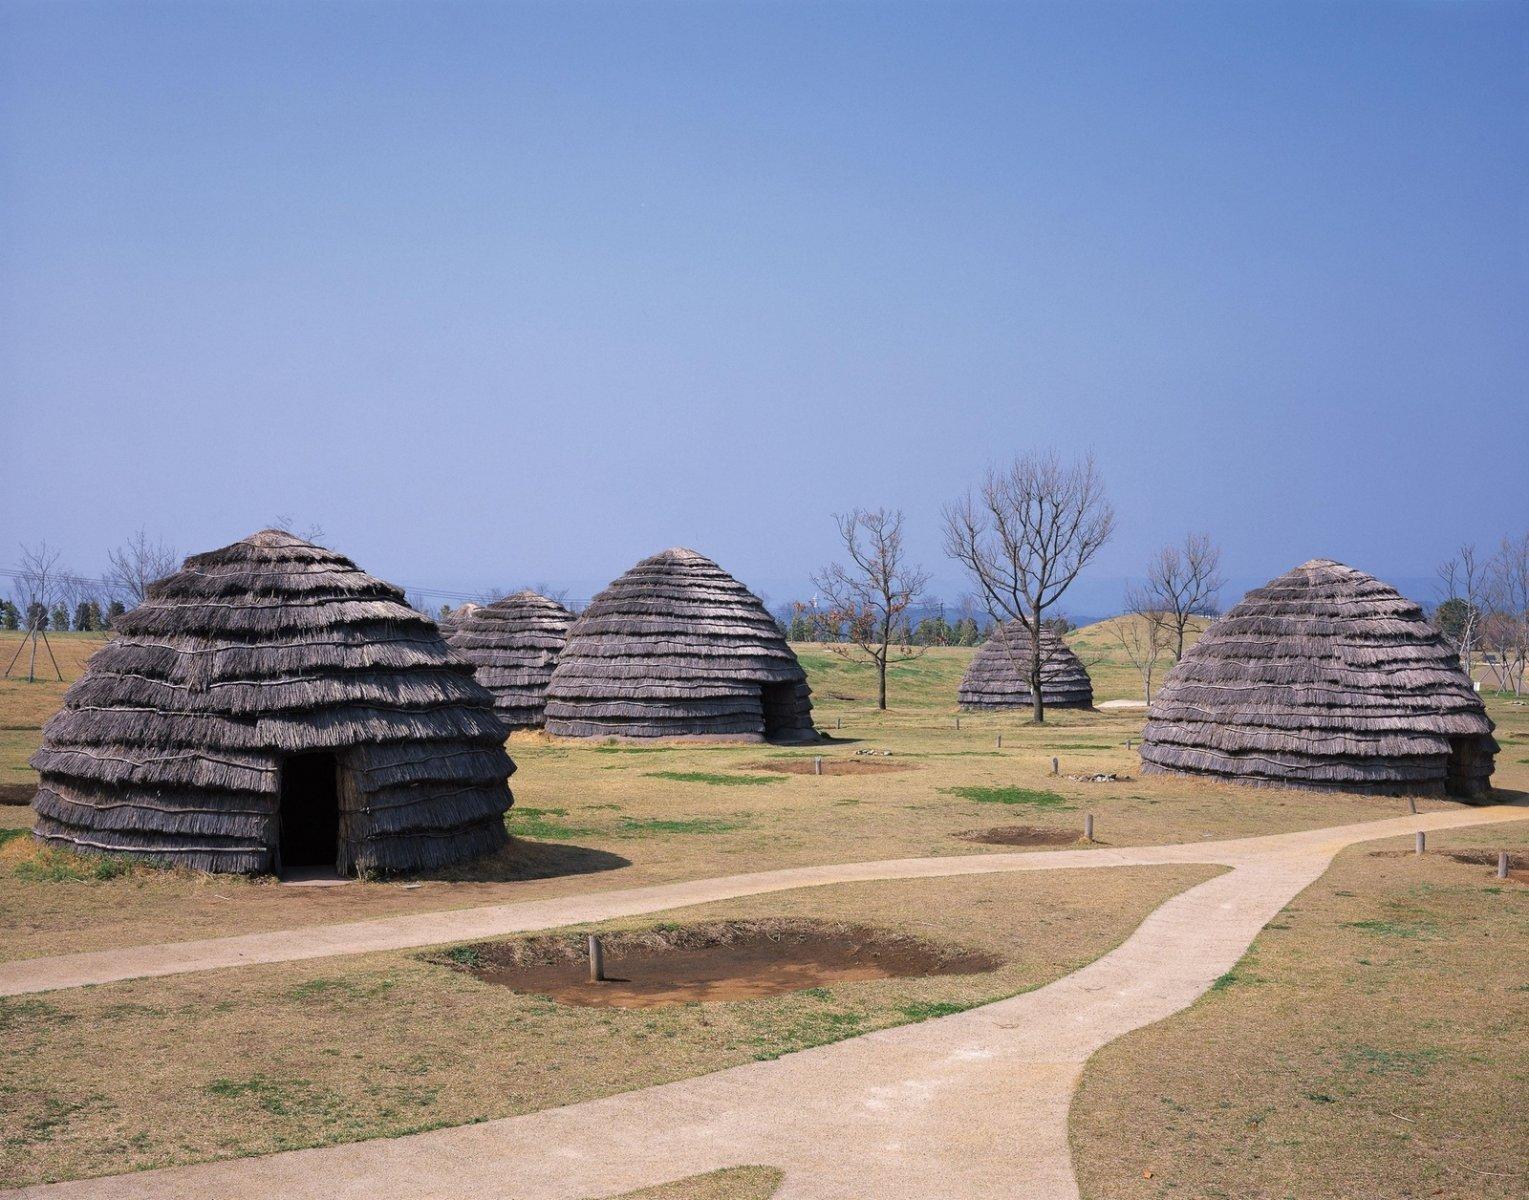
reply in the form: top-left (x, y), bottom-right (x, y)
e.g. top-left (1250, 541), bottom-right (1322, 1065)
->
top-left (0, 625), bottom-right (1525, 1195)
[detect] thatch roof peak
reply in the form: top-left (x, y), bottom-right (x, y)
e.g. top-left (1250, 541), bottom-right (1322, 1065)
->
top-left (649, 546), bottom-right (715, 565)
top-left (243, 528), bottom-right (317, 550)
top-left (1140, 559), bottom-right (1495, 800)
top-left (447, 592), bottom-right (573, 731)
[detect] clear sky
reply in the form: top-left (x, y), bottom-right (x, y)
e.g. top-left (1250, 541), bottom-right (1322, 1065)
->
top-left (2, 1), bottom-right (1525, 613)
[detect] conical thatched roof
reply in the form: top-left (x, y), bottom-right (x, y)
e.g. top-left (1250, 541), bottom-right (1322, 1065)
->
top-left (958, 622), bottom-right (1094, 709)
top-left (544, 548), bottom-right (816, 742)
top-left (436, 602), bottom-right (480, 640)
top-left (30, 531), bottom-right (515, 874)
top-left (1140, 559), bottom-right (1496, 799)
top-left (447, 591), bottom-right (573, 730)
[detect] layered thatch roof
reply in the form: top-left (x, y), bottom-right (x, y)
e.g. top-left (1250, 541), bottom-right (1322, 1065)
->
top-left (1140, 559), bottom-right (1496, 799)
top-left (435, 602), bottom-right (480, 640)
top-left (446, 591), bottom-right (573, 730)
top-left (544, 548), bottom-right (816, 742)
top-left (958, 622), bottom-right (1094, 710)
top-left (30, 531), bottom-right (515, 874)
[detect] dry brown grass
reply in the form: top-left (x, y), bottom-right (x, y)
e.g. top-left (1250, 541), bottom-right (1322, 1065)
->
top-left (613, 1167), bottom-right (782, 1199)
top-left (0, 862), bottom-right (1216, 1187)
top-left (2, 640), bottom-right (1522, 960)
top-left (1072, 820), bottom-right (1529, 1200)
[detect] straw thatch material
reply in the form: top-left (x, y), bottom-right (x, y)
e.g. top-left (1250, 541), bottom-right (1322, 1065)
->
top-left (1140, 559), bottom-right (1497, 799)
top-left (447, 591), bottom-right (573, 730)
top-left (29, 531), bottom-right (515, 873)
top-left (957, 622), bottom-right (1094, 710)
top-left (436, 602), bottom-right (480, 640)
top-left (544, 548), bottom-right (817, 742)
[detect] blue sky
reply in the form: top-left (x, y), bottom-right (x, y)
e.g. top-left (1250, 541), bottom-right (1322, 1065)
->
top-left (2, 1), bottom-right (1525, 614)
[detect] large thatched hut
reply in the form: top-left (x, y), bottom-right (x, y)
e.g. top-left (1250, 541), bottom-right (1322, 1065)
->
top-left (30, 530), bottom-right (515, 874)
top-left (544, 548), bottom-right (816, 741)
top-left (958, 622), bottom-right (1094, 710)
top-left (446, 591), bottom-right (573, 730)
top-left (1140, 559), bottom-right (1496, 799)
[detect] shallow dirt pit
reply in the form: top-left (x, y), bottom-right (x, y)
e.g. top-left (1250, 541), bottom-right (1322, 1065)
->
top-left (750, 758), bottom-right (917, 776)
top-left (0, 784), bottom-right (34, 806)
top-left (955, 825), bottom-right (1080, 847)
top-left (439, 919), bottom-right (1001, 1008)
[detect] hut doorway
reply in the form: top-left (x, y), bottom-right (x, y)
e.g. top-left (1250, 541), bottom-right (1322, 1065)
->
top-left (759, 681), bottom-right (797, 738)
top-left (278, 752), bottom-right (341, 874)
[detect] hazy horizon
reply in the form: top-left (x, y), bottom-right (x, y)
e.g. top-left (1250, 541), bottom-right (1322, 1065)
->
top-left (3, 2), bottom-right (1525, 616)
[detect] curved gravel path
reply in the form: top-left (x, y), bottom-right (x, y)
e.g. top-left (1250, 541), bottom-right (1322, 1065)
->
top-left (6, 804), bottom-right (1525, 1199)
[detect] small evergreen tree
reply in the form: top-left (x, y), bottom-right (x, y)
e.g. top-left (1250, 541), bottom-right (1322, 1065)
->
top-left (0, 601), bottom-right (19, 630)
top-left (74, 600), bottom-right (101, 632)
top-left (27, 602), bottom-right (48, 631)
top-left (105, 599), bottom-right (127, 628)
top-left (51, 603), bottom-right (71, 632)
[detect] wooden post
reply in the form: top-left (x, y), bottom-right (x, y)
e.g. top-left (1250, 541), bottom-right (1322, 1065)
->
top-left (1408, 796), bottom-right (1417, 815)
top-left (1085, 813), bottom-right (1095, 842)
top-left (1051, 756), bottom-right (1059, 776)
top-left (1415, 832), bottom-right (1425, 856)
top-left (814, 756), bottom-right (823, 776)
top-left (587, 934), bottom-right (605, 983)
top-left (1499, 851), bottom-right (1510, 880)
top-left (837, 716), bottom-right (842, 730)
top-left (996, 733), bottom-right (1002, 749)
top-left (955, 715), bottom-right (961, 731)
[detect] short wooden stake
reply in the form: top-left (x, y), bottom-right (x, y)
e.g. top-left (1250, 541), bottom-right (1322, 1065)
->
top-left (1085, 813), bottom-right (1095, 842)
top-left (836, 716), bottom-right (842, 730)
top-left (1498, 851), bottom-right (1509, 880)
top-left (1415, 832), bottom-right (1426, 856)
top-left (996, 733), bottom-right (1002, 749)
top-left (587, 934), bottom-right (605, 983)
top-left (1408, 796), bottom-right (1417, 815)
top-left (814, 756), bottom-right (823, 776)
top-left (955, 715), bottom-right (961, 730)
top-left (1051, 756), bottom-right (1059, 776)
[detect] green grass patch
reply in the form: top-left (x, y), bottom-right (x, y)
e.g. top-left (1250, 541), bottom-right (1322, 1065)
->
top-left (617, 816), bottom-right (747, 836)
top-left (1341, 919), bottom-right (1436, 939)
top-left (13, 849), bottom-right (133, 882)
top-left (0, 826), bottom-right (30, 848)
top-left (939, 785), bottom-right (1072, 809)
top-left (897, 999), bottom-right (975, 1021)
top-left (506, 807), bottom-right (599, 840)
top-left (645, 771), bottom-right (782, 787)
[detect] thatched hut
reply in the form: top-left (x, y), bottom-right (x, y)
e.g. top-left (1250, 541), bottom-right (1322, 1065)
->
top-left (30, 530), bottom-right (515, 874)
top-left (435, 601), bottom-right (480, 640)
top-left (544, 548), bottom-right (816, 742)
top-left (1140, 559), bottom-right (1496, 799)
top-left (958, 622), bottom-right (1094, 710)
top-left (446, 591), bottom-right (573, 730)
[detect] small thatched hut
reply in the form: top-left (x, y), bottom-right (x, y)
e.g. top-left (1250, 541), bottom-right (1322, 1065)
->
top-left (435, 602), bottom-right (480, 640)
top-left (958, 622), bottom-right (1094, 710)
top-left (446, 591), bottom-right (573, 730)
top-left (1140, 559), bottom-right (1496, 799)
top-left (544, 548), bottom-right (816, 742)
top-left (30, 530), bottom-right (515, 874)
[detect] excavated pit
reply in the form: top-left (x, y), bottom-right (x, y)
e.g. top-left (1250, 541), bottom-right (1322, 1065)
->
top-left (437, 918), bottom-right (1000, 1008)
top-left (751, 758), bottom-right (917, 777)
top-left (955, 825), bottom-right (1080, 847)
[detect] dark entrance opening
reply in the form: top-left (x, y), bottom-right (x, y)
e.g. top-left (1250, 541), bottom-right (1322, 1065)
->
top-left (278, 752), bottom-right (340, 873)
top-left (759, 681), bottom-right (798, 738)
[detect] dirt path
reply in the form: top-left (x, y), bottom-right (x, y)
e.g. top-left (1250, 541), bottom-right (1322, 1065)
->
top-left (6, 805), bottom-right (1525, 1200)
top-left (1, 810), bottom-right (1521, 999)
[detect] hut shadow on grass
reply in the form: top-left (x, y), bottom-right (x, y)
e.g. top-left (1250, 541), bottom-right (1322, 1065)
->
top-left (425, 835), bottom-right (631, 884)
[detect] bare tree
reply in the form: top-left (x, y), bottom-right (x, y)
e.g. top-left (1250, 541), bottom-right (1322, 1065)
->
top-left (811, 508), bottom-right (930, 710)
top-left (4, 542), bottom-right (67, 681)
top-left (1483, 532), bottom-right (1528, 697)
top-left (106, 529), bottom-right (179, 610)
top-left (273, 514), bottom-right (326, 543)
top-left (943, 451), bottom-right (1115, 723)
top-left (1436, 544), bottom-right (1487, 677)
top-left (1111, 586), bottom-right (1172, 704)
top-left (1141, 532), bottom-right (1223, 662)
